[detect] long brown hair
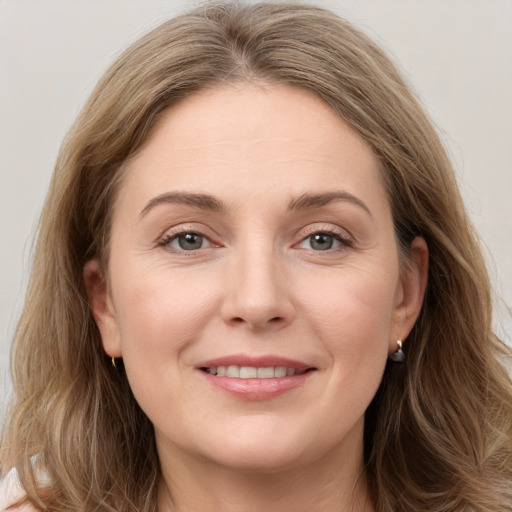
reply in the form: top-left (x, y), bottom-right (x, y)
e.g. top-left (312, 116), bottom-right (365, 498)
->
top-left (2, 2), bottom-right (511, 511)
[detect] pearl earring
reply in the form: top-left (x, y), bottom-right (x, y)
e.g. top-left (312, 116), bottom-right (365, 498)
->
top-left (388, 340), bottom-right (405, 362)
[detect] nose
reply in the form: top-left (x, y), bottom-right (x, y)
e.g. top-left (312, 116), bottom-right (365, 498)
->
top-left (220, 246), bottom-right (296, 332)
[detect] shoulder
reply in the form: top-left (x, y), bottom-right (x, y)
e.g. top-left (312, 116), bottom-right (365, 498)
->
top-left (0, 467), bottom-right (38, 511)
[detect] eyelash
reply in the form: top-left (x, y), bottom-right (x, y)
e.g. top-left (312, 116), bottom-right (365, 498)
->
top-left (296, 228), bottom-right (353, 251)
top-left (158, 226), bottom-right (219, 253)
top-left (157, 225), bottom-right (353, 253)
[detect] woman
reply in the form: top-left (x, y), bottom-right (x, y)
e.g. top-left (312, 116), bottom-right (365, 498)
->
top-left (1, 2), bottom-right (511, 511)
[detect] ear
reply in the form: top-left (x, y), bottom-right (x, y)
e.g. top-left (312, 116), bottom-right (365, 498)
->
top-left (390, 236), bottom-right (429, 352)
top-left (83, 259), bottom-right (122, 358)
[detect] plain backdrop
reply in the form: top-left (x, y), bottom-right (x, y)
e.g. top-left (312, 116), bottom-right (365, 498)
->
top-left (1, 0), bottom-right (511, 422)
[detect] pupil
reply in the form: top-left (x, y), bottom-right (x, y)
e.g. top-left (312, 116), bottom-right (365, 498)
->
top-left (178, 233), bottom-right (202, 250)
top-left (311, 233), bottom-right (333, 250)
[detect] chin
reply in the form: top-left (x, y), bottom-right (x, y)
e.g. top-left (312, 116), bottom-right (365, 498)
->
top-left (188, 418), bottom-right (347, 475)
top-left (203, 441), bottom-right (314, 474)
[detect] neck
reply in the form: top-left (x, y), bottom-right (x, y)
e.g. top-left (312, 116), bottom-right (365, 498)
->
top-left (156, 424), bottom-right (374, 512)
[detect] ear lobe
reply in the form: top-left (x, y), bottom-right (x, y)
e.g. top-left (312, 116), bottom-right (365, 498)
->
top-left (83, 259), bottom-right (122, 358)
top-left (392, 236), bottom-right (429, 346)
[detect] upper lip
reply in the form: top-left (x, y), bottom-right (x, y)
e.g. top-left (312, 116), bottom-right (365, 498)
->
top-left (196, 354), bottom-right (314, 372)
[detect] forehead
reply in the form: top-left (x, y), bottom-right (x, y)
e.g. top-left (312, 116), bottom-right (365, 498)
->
top-left (119, 83), bottom-right (387, 216)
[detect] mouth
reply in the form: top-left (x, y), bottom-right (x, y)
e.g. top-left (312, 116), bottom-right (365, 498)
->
top-left (196, 355), bottom-right (317, 400)
top-left (200, 365), bottom-right (312, 378)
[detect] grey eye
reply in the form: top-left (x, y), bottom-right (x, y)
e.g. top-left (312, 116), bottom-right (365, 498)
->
top-left (309, 233), bottom-right (334, 251)
top-left (176, 233), bottom-right (204, 250)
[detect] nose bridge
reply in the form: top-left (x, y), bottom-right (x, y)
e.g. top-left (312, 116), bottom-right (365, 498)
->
top-left (221, 234), bottom-right (294, 330)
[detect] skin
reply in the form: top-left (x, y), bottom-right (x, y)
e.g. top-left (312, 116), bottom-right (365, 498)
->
top-left (85, 83), bottom-right (428, 512)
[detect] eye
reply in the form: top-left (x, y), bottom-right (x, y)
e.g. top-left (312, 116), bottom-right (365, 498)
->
top-left (160, 231), bottom-right (213, 251)
top-left (297, 231), bottom-right (351, 251)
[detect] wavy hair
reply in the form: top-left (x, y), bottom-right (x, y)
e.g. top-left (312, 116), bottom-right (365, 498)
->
top-left (2, 2), bottom-right (511, 511)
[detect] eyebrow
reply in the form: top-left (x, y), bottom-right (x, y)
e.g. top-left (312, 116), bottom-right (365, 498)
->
top-left (140, 192), bottom-right (226, 217)
top-left (140, 190), bottom-right (371, 218)
top-left (288, 191), bottom-right (372, 218)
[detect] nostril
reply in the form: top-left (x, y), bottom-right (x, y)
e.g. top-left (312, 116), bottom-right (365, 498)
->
top-left (225, 309), bottom-right (292, 331)
top-left (230, 316), bottom-right (283, 326)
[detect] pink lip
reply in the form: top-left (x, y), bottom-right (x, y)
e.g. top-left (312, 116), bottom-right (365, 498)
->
top-left (196, 354), bottom-right (316, 401)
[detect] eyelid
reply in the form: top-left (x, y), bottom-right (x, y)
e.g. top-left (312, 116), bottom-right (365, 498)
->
top-left (157, 223), bottom-right (221, 250)
top-left (294, 223), bottom-right (354, 249)
top-left (156, 222), bottom-right (353, 252)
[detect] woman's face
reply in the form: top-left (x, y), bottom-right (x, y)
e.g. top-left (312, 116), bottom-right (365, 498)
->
top-left (87, 84), bottom-right (427, 473)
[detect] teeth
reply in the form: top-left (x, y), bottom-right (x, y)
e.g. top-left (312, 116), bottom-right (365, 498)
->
top-left (275, 367), bottom-right (287, 378)
top-left (226, 365), bottom-right (240, 377)
top-left (240, 366), bottom-right (257, 378)
top-left (257, 367), bottom-right (274, 378)
top-left (204, 365), bottom-right (303, 378)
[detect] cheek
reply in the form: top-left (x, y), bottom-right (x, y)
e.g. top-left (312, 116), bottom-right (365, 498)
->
top-left (302, 264), bottom-right (397, 342)
top-left (110, 265), bottom-right (221, 376)
top-left (108, 266), bottom-right (226, 428)
top-left (299, 265), bottom-right (397, 392)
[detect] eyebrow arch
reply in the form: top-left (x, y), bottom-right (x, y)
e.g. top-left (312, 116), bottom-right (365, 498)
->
top-left (140, 190), bottom-right (371, 218)
top-left (140, 192), bottom-right (226, 217)
top-left (288, 191), bottom-right (372, 217)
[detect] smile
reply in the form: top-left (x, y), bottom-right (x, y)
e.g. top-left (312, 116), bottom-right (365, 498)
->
top-left (196, 355), bottom-right (316, 400)
top-left (201, 366), bottom-right (307, 378)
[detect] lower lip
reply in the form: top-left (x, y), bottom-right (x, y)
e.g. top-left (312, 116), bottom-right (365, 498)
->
top-left (200, 370), bottom-right (314, 400)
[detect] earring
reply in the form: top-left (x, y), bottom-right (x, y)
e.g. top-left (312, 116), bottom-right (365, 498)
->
top-left (112, 357), bottom-right (117, 368)
top-left (389, 340), bottom-right (405, 362)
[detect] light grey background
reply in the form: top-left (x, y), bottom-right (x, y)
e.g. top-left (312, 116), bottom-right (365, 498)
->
top-left (1, 0), bottom-right (511, 422)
